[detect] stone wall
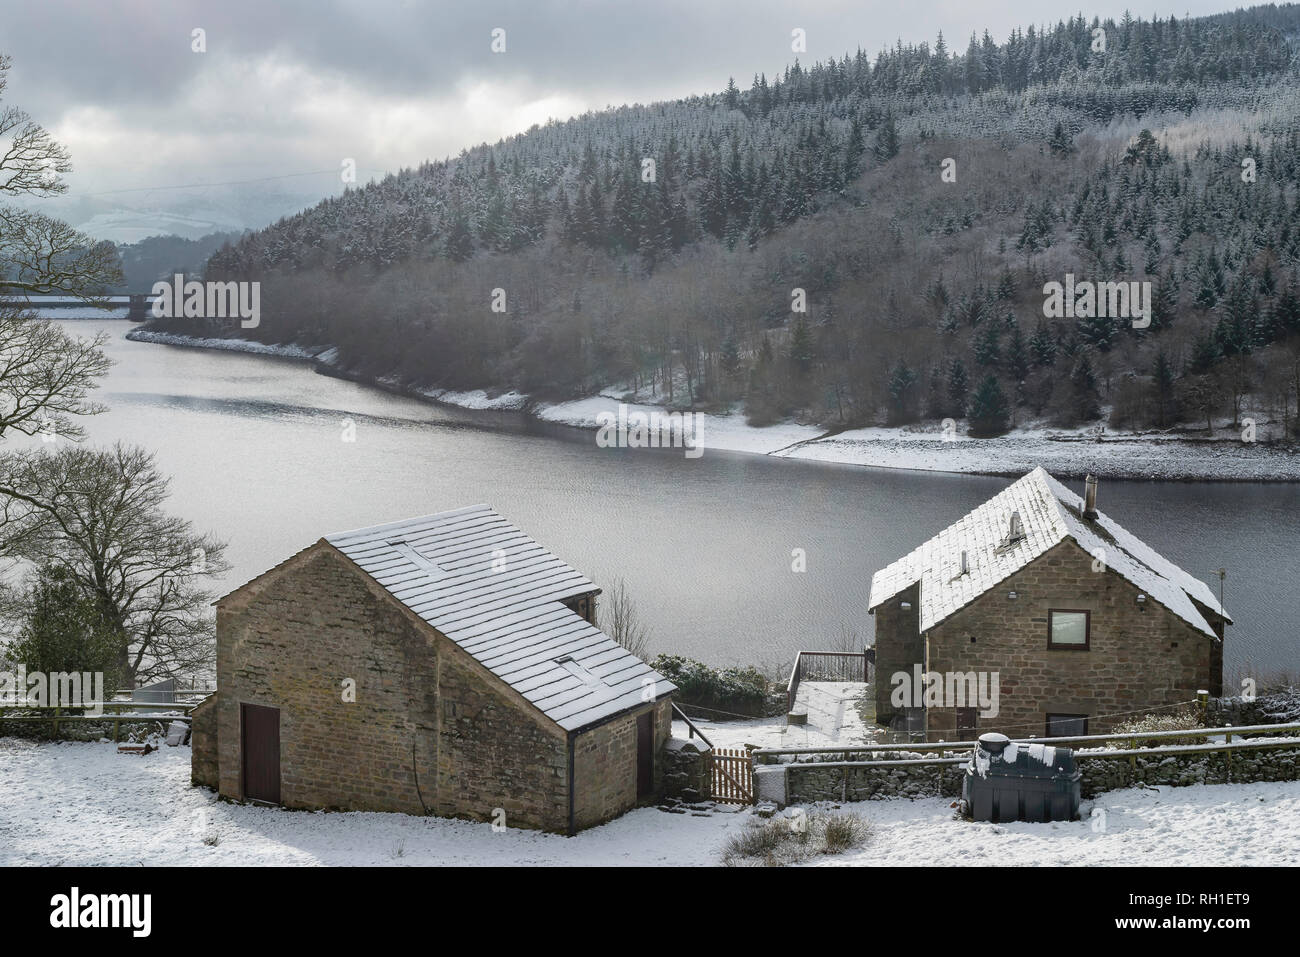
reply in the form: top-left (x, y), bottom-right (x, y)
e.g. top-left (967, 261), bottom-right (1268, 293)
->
top-left (1077, 744), bottom-right (1300, 797)
top-left (925, 540), bottom-right (1218, 737)
top-left (189, 692), bottom-right (219, 789)
top-left (436, 642), bottom-right (570, 832)
top-left (785, 753), bottom-right (967, 803)
top-left (215, 542), bottom-right (572, 831)
top-left (778, 742), bottom-right (1300, 804)
top-left (662, 736), bottom-right (712, 801)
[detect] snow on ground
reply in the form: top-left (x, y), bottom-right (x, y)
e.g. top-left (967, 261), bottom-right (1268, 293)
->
top-left (777, 425), bottom-right (1300, 481)
top-left (124, 329), bottom-right (317, 358)
top-left (3, 738), bottom-right (1298, 866)
top-left (677, 683), bottom-right (878, 750)
top-left (119, 330), bottom-right (1300, 480)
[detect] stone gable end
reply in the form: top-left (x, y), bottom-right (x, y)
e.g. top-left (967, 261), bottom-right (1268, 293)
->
top-left (923, 538), bottom-right (1218, 736)
top-left (214, 543), bottom-right (573, 831)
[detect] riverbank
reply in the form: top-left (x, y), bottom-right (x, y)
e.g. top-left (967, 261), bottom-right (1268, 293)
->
top-left (123, 329), bottom-right (1300, 482)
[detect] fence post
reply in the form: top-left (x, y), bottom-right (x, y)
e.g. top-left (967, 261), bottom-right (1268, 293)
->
top-left (1197, 689), bottom-right (1209, 724)
top-left (52, 705), bottom-right (60, 739)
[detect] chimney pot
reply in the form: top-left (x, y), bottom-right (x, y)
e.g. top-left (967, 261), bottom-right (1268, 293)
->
top-left (1083, 474), bottom-right (1099, 519)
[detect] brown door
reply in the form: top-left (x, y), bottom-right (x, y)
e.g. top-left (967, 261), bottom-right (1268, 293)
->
top-left (241, 703), bottom-right (280, 804)
top-left (636, 710), bottom-right (654, 799)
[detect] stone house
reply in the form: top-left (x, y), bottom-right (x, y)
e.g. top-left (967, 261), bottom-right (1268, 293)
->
top-left (868, 468), bottom-right (1229, 739)
top-left (190, 504), bottom-right (676, 834)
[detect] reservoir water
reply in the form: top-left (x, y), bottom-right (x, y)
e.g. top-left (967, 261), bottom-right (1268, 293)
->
top-left (47, 320), bottom-right (1300, 684)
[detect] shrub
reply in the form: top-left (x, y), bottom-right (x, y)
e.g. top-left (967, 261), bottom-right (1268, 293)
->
top-left (650, 655), bottom-right (769, 717)
top-left (722, 810), bottom-right (871, 866)
top-left (1113, 709), bottom-right (1204, 746)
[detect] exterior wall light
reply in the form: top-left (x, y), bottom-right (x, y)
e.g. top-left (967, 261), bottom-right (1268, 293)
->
top-left (1007, 590), bottom-right (1018, 599)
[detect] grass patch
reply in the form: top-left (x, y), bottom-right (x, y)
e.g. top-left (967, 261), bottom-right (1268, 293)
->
top-left (722, 810), bottom-right (870, 866)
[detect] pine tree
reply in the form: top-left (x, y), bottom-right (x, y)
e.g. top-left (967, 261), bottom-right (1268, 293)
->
top-left (844, 117), bottom-right (867, 181)
top-left (947, 357), bottom-right (970, 416)
top-left (443, 201), bottom-right (474, 262)
top-left (1069, 352), bottom-right (1102, 422)
top-left (1152, 350), bottom-right (1178, 427)
top-left (1006, 322), bottom-right (1030, 382)
top-left (969, 374), bottom-right (1011, 436)
top-left (1029, 319), bottom-right (1057, 367)
top-left (789, 317), bottom-right (815, 373)
top-left (873, 111), bottom-right (900, 162)
top-left (974, 324), bottom-right (1001, 368)
top-left (1048, 121), bottom-right (1075, 155)
top-left (887, 358), bottom-right (919, 424)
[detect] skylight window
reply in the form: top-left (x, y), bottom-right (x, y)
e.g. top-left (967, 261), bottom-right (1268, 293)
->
top-left (554, 655), bottom-right (604, 688)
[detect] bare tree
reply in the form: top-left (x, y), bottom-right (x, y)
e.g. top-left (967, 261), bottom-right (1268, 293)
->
top-left (0, 302), bottom-right (111, 440)
top-left (0, 53), bottom-right (115, 441)
top-left (598, 577), bottom-right (652, 661)
top-left (0, 444), bottom-right (228, 683)
top-left (0, 53), bottom-right (121, 298)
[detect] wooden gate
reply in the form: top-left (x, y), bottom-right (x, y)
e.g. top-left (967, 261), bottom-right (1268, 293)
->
top-left (710, 747), bottom-right (754, 804)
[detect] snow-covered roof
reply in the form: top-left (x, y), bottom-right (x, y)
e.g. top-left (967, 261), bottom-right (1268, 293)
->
top-left (325, 505), bottom-right (674, 732)
top-left (867, 467), bottom-right (1230, 638)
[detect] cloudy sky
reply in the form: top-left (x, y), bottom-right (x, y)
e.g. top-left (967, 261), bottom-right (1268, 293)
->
top-left (6, 0), bottom-right (1235, 216)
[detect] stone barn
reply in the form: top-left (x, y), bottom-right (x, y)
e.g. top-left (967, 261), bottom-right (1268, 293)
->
top-left (190, 504), bottom-right (676, 834)
top-left (868, 468), bottom-right (1230, 739)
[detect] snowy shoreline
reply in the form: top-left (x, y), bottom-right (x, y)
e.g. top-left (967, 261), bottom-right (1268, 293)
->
top-left (123, 329), bottom-right (1300, 482)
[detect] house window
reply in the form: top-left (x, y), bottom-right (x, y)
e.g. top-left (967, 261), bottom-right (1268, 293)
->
top-left (1046, 713), bottom-right (1089, 737)
top-left (1048, 609), bottom-right (1090, 649)
top-left (956, 707), bottom-right (978, 741)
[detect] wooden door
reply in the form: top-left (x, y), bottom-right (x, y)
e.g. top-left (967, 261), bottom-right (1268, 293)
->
top-left (241, 703), bottom-right (281, 804)
top-left (636, 710), bottom-right (654, 798)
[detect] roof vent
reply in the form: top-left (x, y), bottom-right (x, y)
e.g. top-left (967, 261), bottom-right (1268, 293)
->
top-left (959, 550), bottom-right (969, 576)
top-left (1004, 510), bottom-right (1025, 545)
top-left (1083, 474), bottom-right (1099, 520)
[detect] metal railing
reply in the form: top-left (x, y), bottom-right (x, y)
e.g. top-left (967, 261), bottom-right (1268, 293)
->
top-left (753, 720), bottom-right (1300, 764)
top-left (785, 650), bottom-right (870, 714)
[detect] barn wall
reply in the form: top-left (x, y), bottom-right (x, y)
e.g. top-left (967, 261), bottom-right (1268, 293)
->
top-left (571, 696), bottom-right (672, 831)
top-left (435, 645), bottom-right (570, 832)
top-left (214, 545), bottom-right (571, 830)
top-left (189, 692), bottom-right (219, 789)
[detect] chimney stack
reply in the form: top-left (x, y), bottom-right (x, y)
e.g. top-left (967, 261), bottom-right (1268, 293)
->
top-left (1083, 474), bottom-right (1099, 519)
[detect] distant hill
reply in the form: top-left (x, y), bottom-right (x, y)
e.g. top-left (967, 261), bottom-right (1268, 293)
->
top-left (189, 4), bottom-right (1300, 438)
top-left (113, 231), bottom-right (246, 293)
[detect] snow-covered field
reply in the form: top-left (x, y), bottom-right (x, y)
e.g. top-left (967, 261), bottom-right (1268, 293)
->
top-left (120, 330), bottom-right (1300, 481)
top-left (3, 738), bottom-right (1297, 866)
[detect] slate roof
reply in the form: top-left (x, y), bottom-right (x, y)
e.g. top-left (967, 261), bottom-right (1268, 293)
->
top-left (323, 505), bottom-right (675, 732)
top-left (867, 467), bottom-right (1230, 638)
